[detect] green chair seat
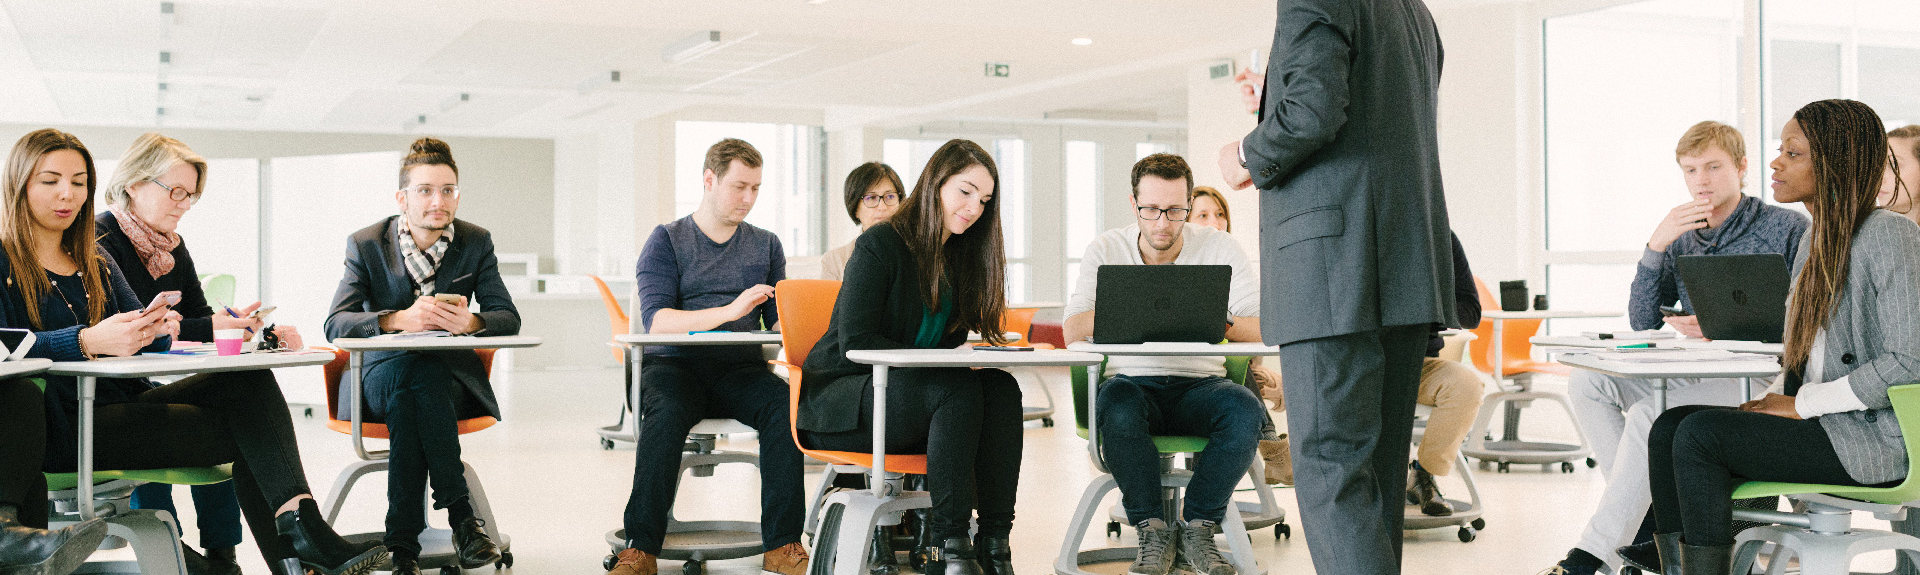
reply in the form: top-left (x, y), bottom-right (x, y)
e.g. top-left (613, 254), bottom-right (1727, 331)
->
top-left (1069, 357), bottom-right (1255, 457)
top-left (45, 464), bottom-right (233, 491)
top-left (1072, 428), bottom-right (1209, 453)
top-left (1730, 384), bottom-right (1920, 506)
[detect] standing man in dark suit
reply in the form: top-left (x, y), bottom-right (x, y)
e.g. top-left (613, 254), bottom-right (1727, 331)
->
top-left (1217, 0), bottom-right (1453, 573)
top-left (324, 138), bottom-right (521, 575)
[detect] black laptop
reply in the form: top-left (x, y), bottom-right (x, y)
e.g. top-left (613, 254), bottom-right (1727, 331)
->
top-left (1675, 254), bottom-right (1791, 343)
top-left (1091, 265), bottom-right (1232, 344)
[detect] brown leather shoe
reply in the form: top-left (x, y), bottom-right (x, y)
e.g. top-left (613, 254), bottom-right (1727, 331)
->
top-left (608, 548), bottom-right (658, 575)
top-left (762, 542), bottom-right (810, 575)
top-left (1260, 436), bottom-right (1292, 485)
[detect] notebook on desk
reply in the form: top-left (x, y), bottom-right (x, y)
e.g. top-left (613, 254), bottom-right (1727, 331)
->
top-left (1090, 265), bottom-right (1230, 344)
top-left (1676, 254), bottom-right (1789, 344)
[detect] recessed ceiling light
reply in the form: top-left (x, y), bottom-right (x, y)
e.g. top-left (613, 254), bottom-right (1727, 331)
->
top-left (1071, 37), bottom-right (1093, 46)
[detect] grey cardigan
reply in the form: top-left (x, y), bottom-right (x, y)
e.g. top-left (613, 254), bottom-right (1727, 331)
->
top-left (1798, 210), bottom-right (1920, 484)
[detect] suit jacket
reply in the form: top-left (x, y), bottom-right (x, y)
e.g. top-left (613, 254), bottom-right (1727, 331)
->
top-left (323, 216), bottom-right (521, 420)
top-left (799, 222), bottom-right (967, 434)
top-left (1243, 0), bottom-right (1455, 345)
top-left (1791, 211), bottom-right (1920, 485)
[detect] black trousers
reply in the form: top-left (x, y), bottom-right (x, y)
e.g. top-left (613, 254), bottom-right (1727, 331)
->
top-left (1276, 324), bottom-right (1428, 575)
top-left (623, 357), bottom-right (805, 555)
top-left (1648, 405), bottom-right (1878, 545)
top-left (0, 378), bottom-right (48, 526)
top-left (40, 370), bottom-right (312, 562)
top-left (801, 367), bottom-right (1023, 542)
top-left (363, 353), bottom-right (484, 554)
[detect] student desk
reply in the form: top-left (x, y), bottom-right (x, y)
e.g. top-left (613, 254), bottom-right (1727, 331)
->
top-left (1468, 310), bottom-right (1618, 472)
top-left (598, 332), bottom-right (785, 449)
top-left (1531, 335), bottom-right (1784, 356)
top-left (1553, 352), bottom-right (1780, 414)
top-left (1481, 309), bottom-right (1620, 380)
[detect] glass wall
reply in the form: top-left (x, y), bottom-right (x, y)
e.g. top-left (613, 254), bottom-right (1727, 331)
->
top-left (674, 120), bottom-right (825, 256)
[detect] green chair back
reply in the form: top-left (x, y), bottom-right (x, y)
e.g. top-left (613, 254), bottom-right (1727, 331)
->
top-left (199, 274), bottom-right (236, 308)
top-left (1069, 355), bottom-right (1254, 454)
top-left (1731, 384), bottom-right (1920, 503)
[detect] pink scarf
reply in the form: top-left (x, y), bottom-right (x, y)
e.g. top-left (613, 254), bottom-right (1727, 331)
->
top-left (110, 205), bottom-right (180, 279)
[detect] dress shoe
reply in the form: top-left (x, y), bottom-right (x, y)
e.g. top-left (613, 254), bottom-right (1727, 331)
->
top-left (606, 548), bottom-right (657, 575)
top-left (761, 542), bottom-right (809, 575)
top-left (923, 537), bottom-right (982, 575)
top-left (203, 546), bottom-right (243, 575)
top-left (273, 499), bottom-right (386, 575)
top-left (1406, 462), bottom-right (1453, 516)
top-left (452, 517), bottom-right (501, 568)
top-left (0, 509), bottom-right (109, 575)
top-left (388, 552), bottom-right (422, 575)
top-left (973, 535), bottom-right (1013, 575)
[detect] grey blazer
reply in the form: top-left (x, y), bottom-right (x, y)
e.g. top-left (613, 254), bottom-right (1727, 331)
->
top-left (1797, 210), bottom-right (1920, 484)
top-left (1243, 0), bottom-right (1455, 345)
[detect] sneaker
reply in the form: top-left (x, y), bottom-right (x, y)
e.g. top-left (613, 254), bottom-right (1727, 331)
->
top-left (1260, 437), bottom-right (1291, 485)
top-left (762, 542), bottom-right (810, 575)
top-left (1125, 519), bottom-right (1177, 575)
top-left (1406, 462), bottom-right (1453, 516)
top-left (607, 548), bottom-right (658, 575)
top-left (1539, 548), bottom-right (1603, 575)
top-left (1178, 520), bottom-right (1235, 575)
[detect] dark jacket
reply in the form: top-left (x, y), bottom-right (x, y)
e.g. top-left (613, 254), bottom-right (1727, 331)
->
top-left (799, 222), bottom-right (965, 433)
top-left (95, 211), bottom-right (220, 343)
top-left (0, 248), bottom-right (171, 470)
top-left (1243, 0), bottom-right (1454, 345)
top-left (323, 216), bottom-right (521, 420)
top-left (1428, 232), bottom-right (1479, 357)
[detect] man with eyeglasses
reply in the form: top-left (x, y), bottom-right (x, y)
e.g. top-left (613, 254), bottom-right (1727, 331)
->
top-left (1063, 154), bottom-right (1264, 575)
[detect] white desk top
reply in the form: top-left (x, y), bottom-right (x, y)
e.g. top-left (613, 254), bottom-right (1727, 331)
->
top-left (1066, 341), bottom-right (1280, 356)
top-left (1554, 352), bottom-right (1782, 379)
top-left (846, 348), bottom-right (1103, 368)
top-left (1009, 301), bottom-right (1064, 310)
top-left (330, 335), bottom-right (543, 351)
top-left (0, 358), bottom-right (52, 379)
top-left (615, 332), bottom-right (783, 346)
top-left (1484, 309), bottom-right (1620, 320)
top-left (49, 350), bottom-right (334, 378)
top-left (1532, 335), bottom-right (1784, 356)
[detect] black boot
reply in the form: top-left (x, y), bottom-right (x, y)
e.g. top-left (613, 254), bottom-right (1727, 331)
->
top-left (1678, 541), bottom-right (1731, 575)
top-left (388, 549), bottom-right (422, 575)
top-left (1619, 532), bottom-right (1680, 575)
top-left (203, 546), bottom-right (243, 575)
top-left (1406, 462), bottom-right (1453, 516)
top-left (924, 537), bottom-right (982, 575)
top-left (973, 535), bottom-right (1012, 575)
top-left (0, 505), bottom-right (109, 575)
top-left (868, 526), bottom-right (897, 574)
top-left (451, 516), bottom-right (501, 568)
top-left (273, 498), bottom-right (387, 575)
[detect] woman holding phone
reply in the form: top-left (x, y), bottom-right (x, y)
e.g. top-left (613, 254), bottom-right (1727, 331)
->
top-left (1, 128), bottom-right (383, 575)
top-left (94, 132), bottom-right (307, 574)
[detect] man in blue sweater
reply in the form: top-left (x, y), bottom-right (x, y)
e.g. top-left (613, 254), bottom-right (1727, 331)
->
top-left (1550, 122), bottom-right (1808, 575)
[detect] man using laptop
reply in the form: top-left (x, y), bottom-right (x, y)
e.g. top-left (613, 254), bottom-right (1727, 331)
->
top-left (1549, 122), bottom-right (1806, 575)
top-left (1064, 154), bottom-right (1262, 575)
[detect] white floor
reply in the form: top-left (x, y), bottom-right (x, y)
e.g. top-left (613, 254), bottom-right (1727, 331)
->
top-left (105, 366), bottom-right (1900, 574)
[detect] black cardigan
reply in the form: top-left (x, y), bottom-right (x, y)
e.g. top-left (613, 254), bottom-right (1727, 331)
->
top-left (799, 222), bottom-right (966, 433)
top-left (95, 212), bottom-right (219, 343)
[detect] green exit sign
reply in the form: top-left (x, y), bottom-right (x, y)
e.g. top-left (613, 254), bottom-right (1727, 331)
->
top-left (984, 62), bottom-right (1011, 78)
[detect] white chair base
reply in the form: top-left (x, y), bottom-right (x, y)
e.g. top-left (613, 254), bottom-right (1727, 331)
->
top-left (320, 457), bottom-right (513, 570)
top-left (1055, 468), bottom-right (1263, 575)
top-left (1401, 454), bottom-right (1488, 542)
top-left (1462, 381), bottom-right (1594, 472)
top-left (809, 487), bottom-right (932, 575)
top-left (1732, 497), bottom-right (1920, 575)
top-left (605, 420), bottom-right (765, 575)
top-left (49, 480), bottom-right (186, 575)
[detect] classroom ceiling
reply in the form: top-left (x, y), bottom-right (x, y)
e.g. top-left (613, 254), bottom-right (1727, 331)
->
top-left (0, 0), bottom-right (1511, 137)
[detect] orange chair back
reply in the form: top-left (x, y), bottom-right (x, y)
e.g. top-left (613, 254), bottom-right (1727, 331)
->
top-left (322, 347), bottom-right (498, 437)
top-left (1468, 276), bottom-right (1559, 377)
top-left (591, 275), bottom-right (630, 362)
top-left (771, 279), bottom-right (927, 474)
top-left (999, 308), bottom-right (1038, 346)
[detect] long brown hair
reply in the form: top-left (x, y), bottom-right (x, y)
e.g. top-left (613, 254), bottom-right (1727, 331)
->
top-left (1783, 100), bottom-right (1889, 376)
top-left (890, 139), bottom-right (1007, 345)
top-left (2, 129), bottom-right (108, 328)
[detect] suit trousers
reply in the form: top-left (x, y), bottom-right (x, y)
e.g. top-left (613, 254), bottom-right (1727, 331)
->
top-left (1278, 324), bottom-right (1429, 575)
top-left (363, 353), bottom-right (484, 554)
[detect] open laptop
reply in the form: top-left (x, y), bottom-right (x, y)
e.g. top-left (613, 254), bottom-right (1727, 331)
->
top-left (1675, 254), bottom-right (1791, 343)
top-left (1091, 265), bottom-right (1231, 344)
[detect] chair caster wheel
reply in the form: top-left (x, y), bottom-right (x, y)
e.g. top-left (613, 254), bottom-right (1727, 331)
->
top-left (1042, 418), bottom-right (1055, 427)
top-left (303, 406), bottom-right (313, 418)
top-left (1497, 462), bottom-right (1511, 473)
top-left (602, 438), bottom-right (616, 450)
top-left (684, 560), bottom-right (705, 575)
top-left (498, 551), bottom-right (513, 569)
top-left (1106, 521), bottom-right (1122, 539)
top-left (1275, 524), bottom-right (1290, 539)
top-left (1457, 526), bottom-right (1477, 542)
top-left (605, 555), bottom-right (617, 571)
top-left (1561, 461), bottom-right (1575, 473)
top-left (1470, 518), bottom-right (1485, 530)
top-left (1586, 457), bottom-right (1598, 468)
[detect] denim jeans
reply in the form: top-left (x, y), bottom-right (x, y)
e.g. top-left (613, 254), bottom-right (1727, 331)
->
top-left (1095, 374), bottom-right (1263, 525)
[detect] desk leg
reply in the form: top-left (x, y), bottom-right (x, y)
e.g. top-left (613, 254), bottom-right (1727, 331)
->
top-left (1491, 319), bottom-right (1505, 382)
top-left (78, 375), bottom-right (95, 520)
top-left (349, 352), bottom-right (370, 460)
top-left (870, 365), bottom-right (888, 499)
top-left (1741, 377), bottom-right (1754, 404)
top-left (1653, 378), bottom-right (1668, 414)
top-left (630, 345), bottom-right (644, 434)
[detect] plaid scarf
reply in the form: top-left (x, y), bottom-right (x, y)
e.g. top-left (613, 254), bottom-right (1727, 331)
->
top-left (396, 218), bottom-right (452, 295)
top-left (110, 205), bottom-right (180, 279)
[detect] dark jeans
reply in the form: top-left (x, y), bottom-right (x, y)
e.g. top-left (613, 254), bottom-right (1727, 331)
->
top-left (1648, 405), bottom-right (1875, 546)
top-left (132, 482), bottom-right (243, 549)
top-left (0, 378), bottom-right (48, 526)
top-left (623, 357), bottom-right (804, 554)
top-left (801, 367), bottom-right (1023, 542)
top-left (363, 353), bottom-right (483, 554)
top-left (40, 370), bottom-right (313, 562)
top-left (1096, 375), bottom-right (1263, 525)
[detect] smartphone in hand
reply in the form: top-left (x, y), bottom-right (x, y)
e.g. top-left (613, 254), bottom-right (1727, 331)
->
top-left (144, 291), bottom-right (182, 313)
top-left (1659, 305), bottom-right (1685, 317)
top-left (432, 293), bottom-right (466, 307)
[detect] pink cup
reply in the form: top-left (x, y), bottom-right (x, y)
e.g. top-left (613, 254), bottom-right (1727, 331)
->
top-left (214, 329), bottom-right (245, 356)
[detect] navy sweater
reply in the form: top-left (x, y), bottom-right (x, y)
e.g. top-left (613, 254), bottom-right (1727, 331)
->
top-left (1628, 196), bottom-right (1809, 330)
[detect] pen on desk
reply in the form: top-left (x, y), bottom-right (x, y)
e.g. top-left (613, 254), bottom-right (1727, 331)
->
top-left (689, 330), bottom-right (734, 335)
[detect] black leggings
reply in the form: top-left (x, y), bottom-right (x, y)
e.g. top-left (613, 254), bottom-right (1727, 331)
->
top-left (0, 378), bottom-right (48, 525)
top-left (1648, 405), bottom-right (1875, 545)
top-left (801, 367), bottom-right (1023, 542)
top-left (39, 370), bottom-right (315, 562)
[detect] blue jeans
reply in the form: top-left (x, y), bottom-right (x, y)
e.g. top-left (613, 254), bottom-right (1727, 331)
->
top-left (132, 481), bottom-right (244, 549)
top-left (1095, 374), bottom-right (1263, 525)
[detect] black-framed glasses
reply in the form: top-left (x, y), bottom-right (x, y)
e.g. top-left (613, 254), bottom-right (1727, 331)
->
top-left (405, 185), bottom-right (461, 199)
top-left (1135, 206), bottom-right (1191, 222)
top-left (860, 193), bottom-right (900, 207)
top-left (146, 178), bottom-right (201, 205)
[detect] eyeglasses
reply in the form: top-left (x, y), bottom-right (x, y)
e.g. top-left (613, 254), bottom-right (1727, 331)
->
top-left (1135, 206), bottom-right (1191, 222)
top-left (860, 193), bottom-right (900, 208)
top-left (405, 185), bottom-right (461, 199)
top-left (146, 178), bottom-right (201, 205)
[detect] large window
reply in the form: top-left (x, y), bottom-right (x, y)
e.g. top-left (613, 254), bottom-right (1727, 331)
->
top-left (1063, 140), bottom-right (1100, 296)
top-left (674, 121), bottom-right (825, 256)
top-left (1762, 0), bottom-right (1920, 150)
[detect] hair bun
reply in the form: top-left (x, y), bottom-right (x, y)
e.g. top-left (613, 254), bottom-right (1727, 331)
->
top-left (409, 137), bottom-right (451, 157)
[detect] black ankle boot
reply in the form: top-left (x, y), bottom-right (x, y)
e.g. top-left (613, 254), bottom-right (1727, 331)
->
top-left (203, 546), bottom-right (242, 575)
top-left (451, 516), bottom-right (501, 568)
top-left (1617, 533), bottom-right (1676, 575)
top-left (0, 506), bottom-right (109, 575)
top-left (1678, 541), bottom-right (1731, 575)
top-left (924, 537), bottom-right (982, 575)
top-left (273, 499), bottom-right (387, 575)
top-left (973, 536), bottom-right (1012, 575)
top-left (389, 550), bottom-right (422, 575)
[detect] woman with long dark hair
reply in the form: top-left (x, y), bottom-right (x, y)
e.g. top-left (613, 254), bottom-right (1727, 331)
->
top-left (1644, 99), bottom-right (1920, 574)
top-left (799, 139), bottom-right (1020, 575)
